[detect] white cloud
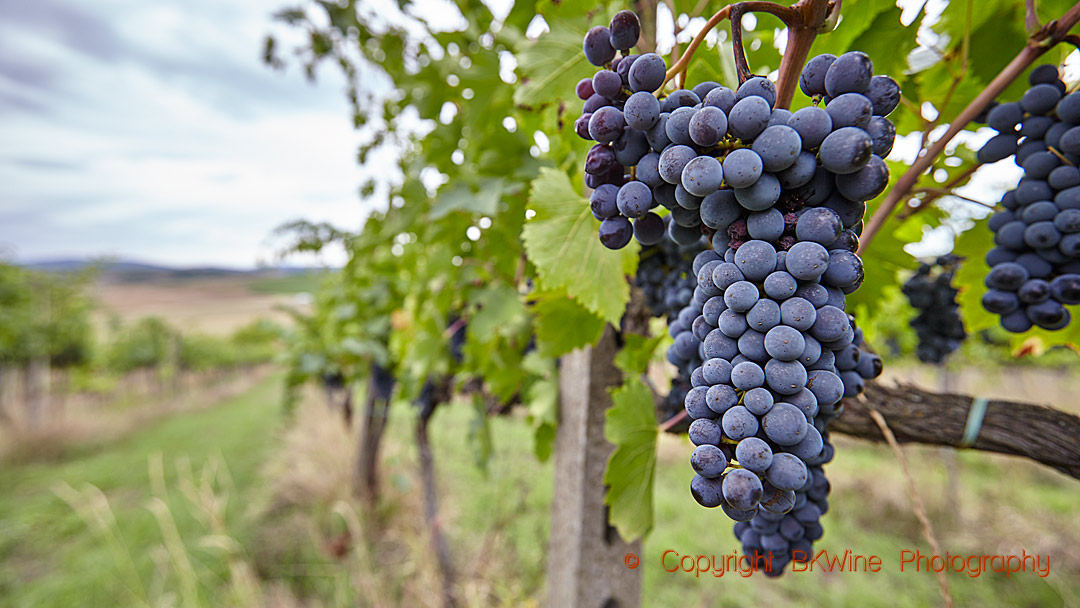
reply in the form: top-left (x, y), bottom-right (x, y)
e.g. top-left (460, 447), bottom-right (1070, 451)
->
top-left (0, 0), bottom-right (384, 268)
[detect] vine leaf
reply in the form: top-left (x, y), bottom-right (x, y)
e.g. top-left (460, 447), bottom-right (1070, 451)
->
top-left (523, 168), bottom-right (638, 324)
top-left (514, 19), bottom-right (591, 108)
top-left (603, 379), bottom-right (657, 541)
top-left (532, 292), bottom-right (606, 357)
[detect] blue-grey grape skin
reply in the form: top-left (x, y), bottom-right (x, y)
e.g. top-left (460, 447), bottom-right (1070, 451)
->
top-left (723, 469), bottom-right (764, 510)
top-left (689, 106), bottom-right (728, 147)
top-left (682, 155), bottom-right (724, 197)
top-left (780, 297), bottom-right (817, 331)
top-left (762, 402), bottom-right (807, 446)
top-left (800, 54), bottom-right (836, 96)
top-left (735, 173), bottom-right (782, 210)
top-left (736, 436), bottom-right (774, 472)
top-left (734, 240), bottom-right (779, 281)
top-left (629, 53), bottom-right (666, 92)
top-left (764, 325), bottom-right (806, 361)
top-left (723, 149), bottom-right (764, 188)
top-left (691, 444), bottom-right (729, 478)
top-left (766, 453), bottom-right (809, 491)
top-left (819, 126), bottom-right (873, 174)
top-left (583, 26), bottom-right (617, 66)
top-left (825, 93), bottom-right (873, 129)
top-left (728, 96), bottom-right (772, 140)
top-left (752, 125), bottom-right (803, 171)
top-left (624, 91), bottom-right (661, 130)
top-left (824, 51), bottom-right (873, 97)
top-left (722, 405), bottom-right (759, 440)
top-left (691, 474), bottom-right (725, 508)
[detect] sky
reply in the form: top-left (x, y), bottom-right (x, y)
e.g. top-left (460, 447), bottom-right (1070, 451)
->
top-left (0, 0), bottom-right (375, 268)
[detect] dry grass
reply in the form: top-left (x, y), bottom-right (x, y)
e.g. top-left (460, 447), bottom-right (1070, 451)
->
top-left (0, 366), bottom-right (275, 464)
top-left (92, 276), bottom-right (308, 336)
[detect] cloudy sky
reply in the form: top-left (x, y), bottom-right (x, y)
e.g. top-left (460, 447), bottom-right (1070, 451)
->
top-left (0, 0), bottom-right (374, 268)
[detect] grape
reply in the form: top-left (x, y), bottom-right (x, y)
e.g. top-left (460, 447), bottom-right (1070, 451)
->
top-left (824, 51), bottom-right (873, 96)
top-left (666, 106), bottom-right (696, 146)
top-left (982, 289), bottom-right (1019, 314)
top-left (823, 250), bottom-right (864, 288)
top-left (711, 261), bottom-right (746, 289)
top-left (589, 106), bottom-right (625, 143)
top-left (736, 76), bottom-right (777, 106)
top-left (764, 271), bottom-right (798, 300)
top-left (704, 86), bottom-right (736, 113)
top-left (701, 189), bottom-right (743, 229)
top-left (636, 152), bottom-right (663, 188)
top-left (734, 240), bottom-right (778, 281)
top-left (662, 89), bottom-right (701, 112)
top-left (598, 216), bottom-right (633, 249)
top-left (1018, 278), bottom-right (1051, 303)
top-left (609, 10), bottom-right (641, 50)
top-left (725, 280), bottom-right (760, 312)
top-left (809, 305), bottom-right (848, 342)
top-left (988, 102), bottom-right (1023, 132)
top-left (722, 149), bottom-right (764, 188)
top-left (766, 453), bottom-right (809, 491)
top-left (1058, 93), bottom-right (1080, 123)
top-left (1021, 83), bottom-right (1062, 115)
top-left (764, 326), bottom-right (806, 362)
top-left (866, 75), bottom-right (900, 116)
top-left (616, 181), bottom-right (652, 218)
top-left (691, 474), bottom-right (725, 508)
top-left (743, 388), bottom-right (775, 416)
top-left (752, 125), bottom-right (803, 171)
top-left (706, 383), bottom-right (739, 413)
top-left (719, 309), bottom-right (749, 337)
top-left (747, 299), bottom-right (781, 332)
top-left (819, 127), bottom-right (873, 174)
top-left (777, 151), bottom-right (818, 188)
top-left (681, 155), bottom-right (724, 197)
top-left (576, 78), bottom-right (595, 100)
top-left (1001, 309), bottom-right (1033, 332)
top-left (723, 469), bottom-right (764, 510)
top-left (728, 96), bottom-right (772, 140)
top-left (671, 205), bottom-right (702, 227)
top-left (736, 437), bottom-right (774, 472)
top-left (689, 106), bottom-right (728, 147)
top-left (748, 208), bottom-right (785, 241)
top-left (691, 444), bottom-right (728, 478)
top-left (589, 184), bottom-right (619, 219)
top-left (731, 361), bottom-right (765, 390)
top-left (1021, 116), bottom-right (1055, 139)
top-left (866, 116), bottom-right (896, 157)
top-left (633, 212), bottom-right (665, 245)
top-left (787, 106), bottom-right (832, 150)
top-left (722, 406), bottom-right (759, 440)
top-left (800, 54), bottom-right (836, 97)
top-left (1022, 151), bottom-right (1061, 179)
top-left (645, 112), bottom-right (671, 150)
top-left (780, 297), bottom-right (817, 331)
top-left (583, 26), bottom-right (617, 66)
top-left (689, 418), bottom-right (722, 446)
top-left (614, 128), bottom-right (649, 166)
top-left (1062, 127), bottom-right (1080, 155)
top-left (1024, 221), bottom-right (1062, 248)
top-left (1051, 274), bottom-right (1080, 304)
top-left (693, 81), bottom-right (721, 99)
top-left (675, 184), bottom-right (703, 210)
top-left (702, 357), bottom-right (733, 384)
top-left (735, 172), bottom-right (782, 210)
top-left (826, 93), bottom-right (873, 129)
top-left (765, 359), bottom-right (807, 395)
top-left (1049, 166), bottom-right (1080, 191)
top-left (762, 403), bottom-right (807, 446)
top-left (592, 69), bottom-right (622, 98)
top-left (977, 134), bottom-right (1020, 164)
top-left (795, 208), bottom-right (842, 246)
top-left (629, 53), bottom-right (667, 92)
top-left (624, 91), bottom-right (661, 130)
top-left (658, 144), bottom-right (697, 184)
top-left (806, 369), bottom-right (844, 406)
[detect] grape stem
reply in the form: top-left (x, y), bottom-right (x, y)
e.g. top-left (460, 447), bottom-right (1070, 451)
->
top-left (659, 409), bottom-right (688, 431)
top-left (857, 2), bottom-right (1080, 257)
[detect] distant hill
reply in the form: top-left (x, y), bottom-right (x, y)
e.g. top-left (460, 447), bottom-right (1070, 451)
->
top-left (21, 259), bottom-right (324, 283)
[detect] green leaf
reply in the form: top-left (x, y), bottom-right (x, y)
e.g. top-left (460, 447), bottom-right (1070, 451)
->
top-left (614, 333), bottom-right (664, 376)
top-left (468, 284), bottom-right (529, 343)
top-left (514, 19), bottom-right (591, 108)
top-left (532, 292), bottom-right (606, 356)
top-left (603, 379), bottom-right (658, 541)
top-left (523, 168), bottom-right (638, 323)
top-left (811, 0), bottom-right (897, 58)
top-left (431, 180), bottom-right (505, 219)
top-left (468, 394), bottom-right (494, 472)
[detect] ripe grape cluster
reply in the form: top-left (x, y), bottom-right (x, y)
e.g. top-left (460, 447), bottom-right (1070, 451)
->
top-left (575, 10), bottom-right (896, 576)
top-left (901, 255), bottom-right (966, 363)
top-left (978, 65), bottom-right (1080, 332)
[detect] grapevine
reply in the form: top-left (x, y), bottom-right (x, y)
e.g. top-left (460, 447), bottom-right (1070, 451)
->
top-left (902, 255), bottom-right (967, 363)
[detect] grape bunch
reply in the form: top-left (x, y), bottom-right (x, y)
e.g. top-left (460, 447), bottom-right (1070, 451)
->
top-left (901, 255), bottom-right (966, 363)
top-left (575, 16), bottom-right (899, 252)
top-left (635, 226), bottom-right (706, 320)
top-left (977, 65), bottom-right (1080, 332)
top-left (733, 313), bottom-right (880, 575)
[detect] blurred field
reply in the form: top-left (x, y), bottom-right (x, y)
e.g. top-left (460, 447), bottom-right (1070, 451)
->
top-left (91, 275), bottom-right (317, 336)
top-left (3, 365), bottom-right (1080, 607)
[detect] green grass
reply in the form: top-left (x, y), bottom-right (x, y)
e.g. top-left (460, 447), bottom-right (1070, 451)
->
top-left (4, 376), bottom-right (1079, 607)
top-left (0, 375), bottom-right (286, 608)
top-left (247, 272), bottom-right (330, 295)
